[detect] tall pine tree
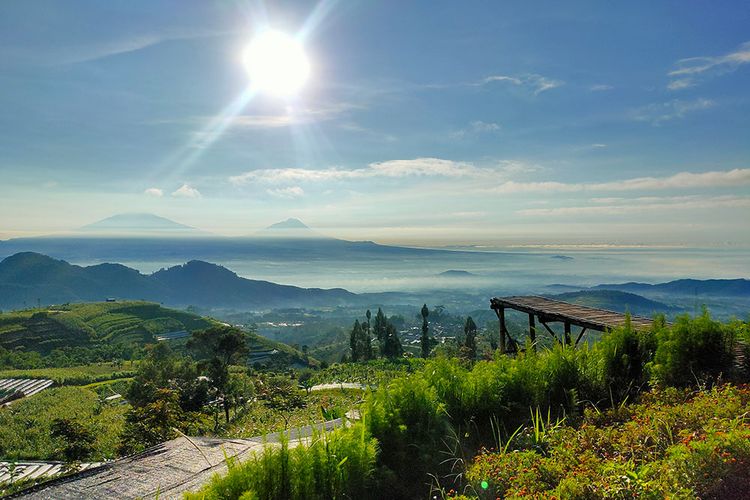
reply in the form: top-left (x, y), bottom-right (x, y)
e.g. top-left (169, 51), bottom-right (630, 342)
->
top-left (420, 304), bottom-right (430, 358)
top-left (383, 323), bottom-right (403, 359)
top-left (464, 316), bottom-right (477, 360)
top-left (364, 310), bottom-right (373, 360)
top-left (350, 320), bottom-right (363, 361)
top-left (373, 308), bottom-right (387, 355)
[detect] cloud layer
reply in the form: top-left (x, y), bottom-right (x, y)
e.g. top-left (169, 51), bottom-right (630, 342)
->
top-left (493, 168), bottom-right (750, 194)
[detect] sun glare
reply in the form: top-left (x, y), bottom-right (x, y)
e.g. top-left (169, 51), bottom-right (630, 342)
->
top-left (244, 30), bottom-right (310, 97)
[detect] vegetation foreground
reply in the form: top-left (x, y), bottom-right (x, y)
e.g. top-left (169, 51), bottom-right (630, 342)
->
top-left (186, 311), bottom-right (750, 499)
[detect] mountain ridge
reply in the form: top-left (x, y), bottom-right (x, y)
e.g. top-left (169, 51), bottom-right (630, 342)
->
top-left (0, 252), bottom-right (356, 310)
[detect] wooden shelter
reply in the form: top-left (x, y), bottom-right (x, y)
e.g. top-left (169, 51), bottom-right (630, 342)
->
top-left (490, 295), bottom-right (658, 353)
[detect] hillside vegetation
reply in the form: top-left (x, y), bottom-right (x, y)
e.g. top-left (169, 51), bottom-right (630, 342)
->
top-left (0, 301), bottom-right (313, 370)
top-left (189, 311), bottom-right (750, 499)
top-left (0, 301), bottom-right (212, 355)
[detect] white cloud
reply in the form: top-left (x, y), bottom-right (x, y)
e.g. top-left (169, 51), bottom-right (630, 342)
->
top-left (470, 120), bottom-right (500, 132)
top-left (143, 187), bottom-right (163, 197)
top-left (230, 158), bottom-right (501, 185)
top-left (668, 41), bottom-right (750, 89)
top-left (630, 98), bottom-right (715, 125)
top-left (266, 186), bottom-right (305, 199)
top-left (517, 195), bottom-right (750, 217)
top-left (478, 73), bottom-right (564, 95)
top-left (450, 121), bottom-right (501, 139)
top-left (493, 168), bottom-right (750, 194)
top-left (666, 79), bottom-right (694, 91)
top-left (171, 184), bottom-right (201, 198)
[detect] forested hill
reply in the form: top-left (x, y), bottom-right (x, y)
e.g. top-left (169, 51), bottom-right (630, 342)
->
top-left (593, 278), bottom-right (750, 297)
top-left (0, 252), bottom-right (356, 310)
top-left (549, 290), bottom-right (679, 317)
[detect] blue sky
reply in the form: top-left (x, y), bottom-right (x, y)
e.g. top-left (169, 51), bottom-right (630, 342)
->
top-left (1, 1), bottom-right (749, 245)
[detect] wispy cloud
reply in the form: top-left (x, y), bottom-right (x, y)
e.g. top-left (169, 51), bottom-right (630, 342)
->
top-left (144, 187), bottom-right (163, 197)
top-left (517, 195), bottom-right (750, 217)
top-left (3, 28), bottom-right (230, 67)
top-left (589, 84), bottom-right (613, 91)
top-left (172, 184), bottom-right (201, 198)
top-left (478, 73), bottom-right (564, 95)
top-left (450, 120), bottom-right (501, 139)
top-left (493, 168), bottom-right (750, 194)
top-left (266, 186), bottom-right (305, 199)
top-left (630, 98), bottom-right (715, 125)
top-left (229, 158), bottom-right (539, 187)
top-left (228, 102), bottom-right (360, 129)
top-left (668, 41), bottom-right (750, 89)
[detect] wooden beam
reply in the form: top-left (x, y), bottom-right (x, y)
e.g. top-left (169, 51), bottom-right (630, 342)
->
top-left (564, 321), bottom-right (572, 345)
top-left (528, 313), bottom-right (536, 351)
top-left (575, 327), bottom-right (588, 347)
top-left (539, 320), bottom-right (562, 345)
top-left (496, 306), bottom-right (506, 354)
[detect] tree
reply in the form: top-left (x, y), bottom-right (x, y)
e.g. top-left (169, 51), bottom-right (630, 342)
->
top-left (464, 316), bottom-right (478, 360)
top-left (298, 369), bottom-right (315, 395)
top-left (486, 321), bottom-right (499, 351)
top-left (257, 375), bottom-right (305, 428)
top-left (349, 320), bottom-right (360, 361)
top-left (119, 389), bottom-right (187, 455)
top-left (420, 304), bottom-right (430, 358)
top-left (188, 326), bottom-right (249, 423)
top-left (350, 320), bottom-right (362, 361)
top-left (383, 323), bottom-right (403, 359)
top-left (373, 308), bottom-right (388, 350)
top-left (51, 418), bottom-right (96, 462)
top-left (364, 310), bottom-right (373, 360)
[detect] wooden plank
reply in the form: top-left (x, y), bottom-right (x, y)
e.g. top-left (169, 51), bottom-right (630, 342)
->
top-left (490, 296), bottom-right (659, 333)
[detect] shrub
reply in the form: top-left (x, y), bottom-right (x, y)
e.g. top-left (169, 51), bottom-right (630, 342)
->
top-left (365, 374), bottom-right (449, 498)
top-left (185, 423), bottom-right (378, 500)
top-left (650, 310), bottom-right (736, 387)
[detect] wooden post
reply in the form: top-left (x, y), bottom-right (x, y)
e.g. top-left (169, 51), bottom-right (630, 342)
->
top-left (564, 321), bottom-right (572, 345)
top-left (498, 306), bottom-right (506, 354)
top-left (528, 313), bottom-right (536, 350)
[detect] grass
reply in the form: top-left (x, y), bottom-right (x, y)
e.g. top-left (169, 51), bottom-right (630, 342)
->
top-left (0, 362), bottom-right (137, 385)
top-left (185, 422), bottom-right (378, 500)
top-left (0, 386), bottom-right (127, 461)
top-left (223, 388), bottom-right (364, 438)
top-left (309, 358), bottom-right (426, 386)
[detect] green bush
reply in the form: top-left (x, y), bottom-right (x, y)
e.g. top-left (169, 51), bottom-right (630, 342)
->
top-left (364, 373), bottom-right (450, 498)
top-left (650, 310), bottom-right (736, 387)
top-left (185, 423), bottom-right (378, 500)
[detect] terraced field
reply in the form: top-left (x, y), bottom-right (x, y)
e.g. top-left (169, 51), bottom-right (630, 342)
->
top-left (0, 302), bottom-right (214, 354)
top-left (0, 301), bottom-right (314, 370)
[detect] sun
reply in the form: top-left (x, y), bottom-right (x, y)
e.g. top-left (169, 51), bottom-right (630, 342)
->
top-left (243, 30), bottom-right (310, 97)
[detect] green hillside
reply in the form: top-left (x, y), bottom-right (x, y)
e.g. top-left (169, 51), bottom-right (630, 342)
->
top-left (0, 301), bottom-right (214, 354)
top-left (0, 301), bottom-right (314, 369)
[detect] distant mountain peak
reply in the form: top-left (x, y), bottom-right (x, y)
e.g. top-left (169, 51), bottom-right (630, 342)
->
top-left (258, 218), bottom-right (327, 239)
top-left (437, 270), bottom-right (476, 278)
top-left (80, 213), bottom-right (200, 235)
top-left (266, 218), bottom-right (310, 230)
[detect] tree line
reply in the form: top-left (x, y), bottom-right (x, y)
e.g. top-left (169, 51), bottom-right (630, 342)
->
top-left (349, 305), bottom-right (481, 361)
